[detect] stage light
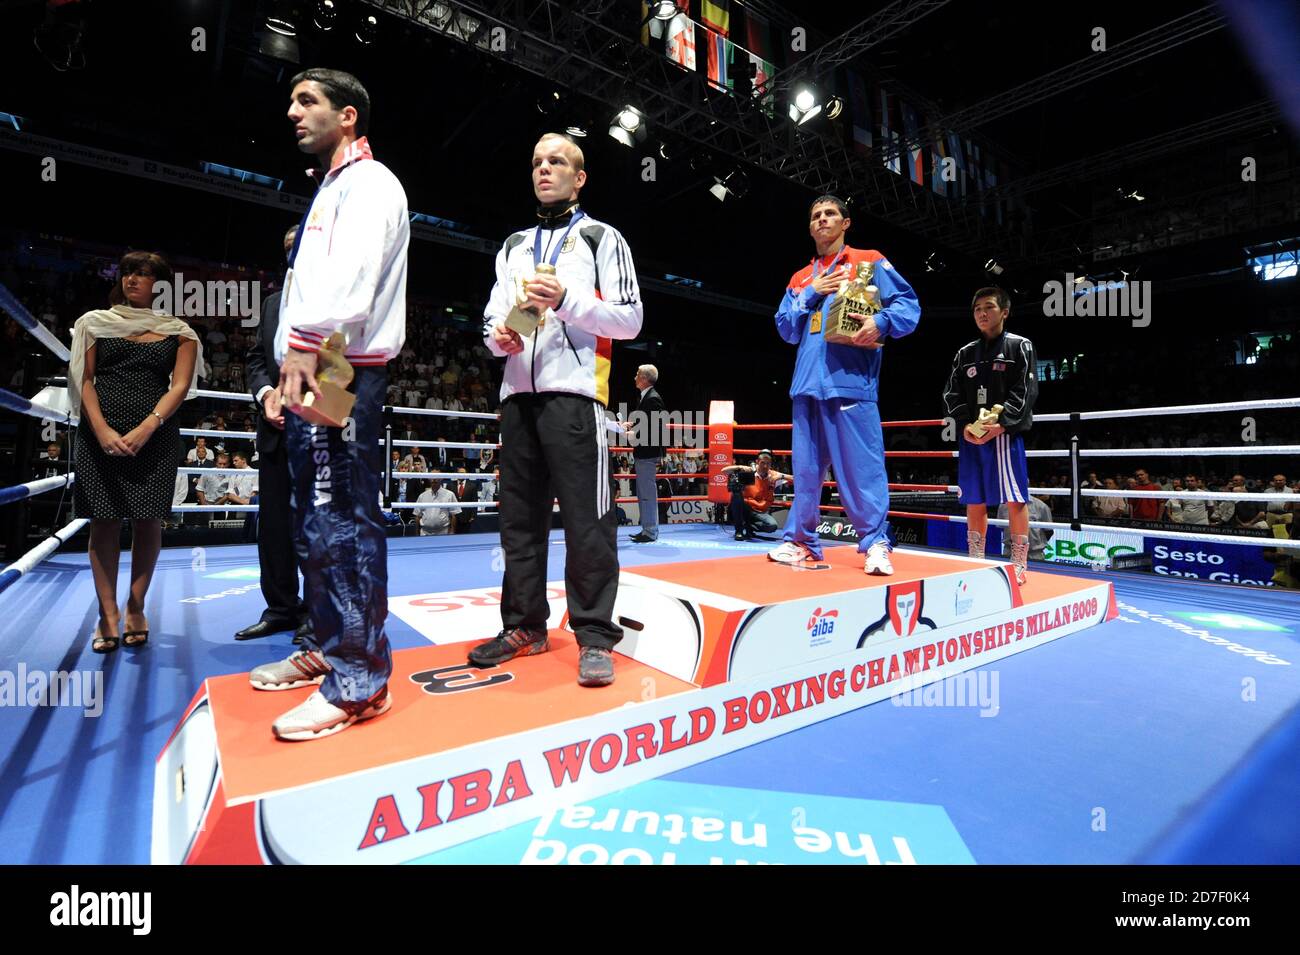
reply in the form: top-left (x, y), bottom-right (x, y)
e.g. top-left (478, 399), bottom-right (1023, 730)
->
top-left (984, 259), bottom-right (1004, 276)
top-left (608, 106), bottom-right (646, 147)
top-left (924, 251), bottom-right (946, 273)
top-left (789, 88), bottom-right (841, 126)
top-left (657, 141), bottom-right (672, 161)
top-left (566, 125), bottom-right (588, 138)
top-left (355, 13), bottom-right (378, 45)
top-left (265, 1), bottom-right (297, 36)
top-left (313, 1), bottom-right (338, 32)
top-left (709, 169), bottom-right (749, 202)
top-left (650, 1), bottom-right (678, 19)
top-left (795, 89), bottom-right (816, 111)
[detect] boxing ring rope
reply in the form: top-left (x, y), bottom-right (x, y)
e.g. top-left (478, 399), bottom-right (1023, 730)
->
top-left (0, 473), bottom-right (75, 507)
top-left (0, 281), bottom-right (72, 363)
top-left (0, 517), bottom-right (89, 595)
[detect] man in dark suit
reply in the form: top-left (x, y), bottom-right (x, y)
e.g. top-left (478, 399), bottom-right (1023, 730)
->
top-left (453, 466), bottom-right (478, 533)
top-left (624, 364), bottom-right (666, 543)
top-left (235, 225), bottom-right (310, 642)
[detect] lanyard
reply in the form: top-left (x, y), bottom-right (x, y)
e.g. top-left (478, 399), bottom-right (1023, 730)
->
top-left (811, 248), bottom-right (848, 280)
top-left (534, 209), bottom-right (585, 269)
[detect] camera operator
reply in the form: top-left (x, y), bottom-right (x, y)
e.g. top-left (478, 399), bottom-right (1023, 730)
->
top-left (722, 450), bottom-right (792, 541)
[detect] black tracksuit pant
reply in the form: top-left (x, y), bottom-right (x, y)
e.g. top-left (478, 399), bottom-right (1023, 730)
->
top-left (498, 392), bottom-right (622, 649)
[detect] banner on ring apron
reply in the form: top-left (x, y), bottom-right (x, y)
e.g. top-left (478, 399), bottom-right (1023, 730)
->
top-left (707, 400), bottom-right (734, 505)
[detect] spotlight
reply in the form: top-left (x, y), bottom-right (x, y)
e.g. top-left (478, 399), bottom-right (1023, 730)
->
top-left (789, 87), bottom-right (820, 125)
top-left (265, 1), bottom-right (297, 36)
top-left (984, 259), bottom-right (1004, 276)
top-left (355, 13), bottom-right (378, 45)
top-left (313, 0), bottom-right (338, 31)
top-left (924, 252), bottom-right (946, 273)
top-left (709, 169), bottom-right (749, 202)
top-left (536, 91), bottom-right (561, 116)
top-left (657, 141), bottom-right (672, 161)
top-left (650, 0), bottom-right (679, 19)
top-left (1116, 187), bottom-right (1145, 202)
top-left (565, 125), bottom-right (589, 138)
top-left (788, 89), bottom-right (842, 126)
top-left (608, 106), bottom-right (646, 147)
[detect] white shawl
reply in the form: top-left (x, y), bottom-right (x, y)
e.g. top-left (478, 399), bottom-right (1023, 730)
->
top-left (67, 305), bottom-right (206, 418)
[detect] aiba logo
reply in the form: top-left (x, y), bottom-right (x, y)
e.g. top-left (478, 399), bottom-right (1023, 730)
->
top-left (954, 579), bottom-right (974, 615)
top-left (806, 606), bottom-right (838, 641)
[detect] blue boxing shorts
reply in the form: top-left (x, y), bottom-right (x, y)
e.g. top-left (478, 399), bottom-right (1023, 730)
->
top-left (958, 431), bottom-right (1029, 506)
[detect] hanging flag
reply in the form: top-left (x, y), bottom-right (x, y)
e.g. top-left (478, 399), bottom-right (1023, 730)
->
top-left (900, 101), bottom-right (925, 186)
top-left (946, 131), bottom-right (966, 196)
top-left (706, 29), bottom-right (733, 91)
top-left (846, 69), bottom-right (872, 156)
top-left (666, 5), bottom-right (696, 72)
top-left (745, 7), bottom-right (773, 64)
top-left (702, 0), bottom-right (730, 36)
top-left (879, 89), bottom-right (901, 175)
top-left (931, 134), bottom-right (949, 196)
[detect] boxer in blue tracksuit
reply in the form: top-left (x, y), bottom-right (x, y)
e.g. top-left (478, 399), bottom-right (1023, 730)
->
top-left (769, 195), bottom-right (920, 574)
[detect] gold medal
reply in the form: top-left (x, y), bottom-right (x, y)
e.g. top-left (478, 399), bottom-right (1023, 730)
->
top-left (810, 310), bottom-right (823, 334)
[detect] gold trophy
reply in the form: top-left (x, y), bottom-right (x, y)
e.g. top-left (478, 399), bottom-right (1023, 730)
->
top-left (505, 263), bottom-right (557, 337)
top-left (966, 404), bottom-right (1004, 439)
top-left (296, 332), bottom-right (356, 427)
top-left (824, 261), bottom-right (884, 348)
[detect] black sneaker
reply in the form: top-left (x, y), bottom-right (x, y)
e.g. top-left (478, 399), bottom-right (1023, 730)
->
top-left (467, 627), bottom-right (549, 667)
top-left (577, 646), bottom-right (615, 687)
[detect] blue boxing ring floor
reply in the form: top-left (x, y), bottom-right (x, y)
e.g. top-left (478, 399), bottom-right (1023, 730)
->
top-left (2, 523), bottom-right (1299, 865)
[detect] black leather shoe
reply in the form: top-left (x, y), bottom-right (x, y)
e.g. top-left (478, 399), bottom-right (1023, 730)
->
top-left (235, 619), bottom-right (295, 641)
top-left (293, 619), bottom-right (314, 646)
top-left (630, 533), bottom-right (655, 543)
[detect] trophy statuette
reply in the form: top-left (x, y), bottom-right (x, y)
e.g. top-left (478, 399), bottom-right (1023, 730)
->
top-left (966, 404), bottom-right (1005, 439)
top-left (295, 332), bottom-right (356, 427)
top-left (505, 262), bottom-right (558, 338)
top-left (824, 260), bottom-right (884, 348)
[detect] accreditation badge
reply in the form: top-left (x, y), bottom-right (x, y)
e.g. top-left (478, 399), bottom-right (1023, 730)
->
top-left (976, 386), bottom-right (988, 406)
top-left (810, 310), bottom-right (823, 334)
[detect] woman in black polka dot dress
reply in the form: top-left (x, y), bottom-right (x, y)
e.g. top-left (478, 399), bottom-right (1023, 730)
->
top-left (68, 252), bottom-right (202, 653)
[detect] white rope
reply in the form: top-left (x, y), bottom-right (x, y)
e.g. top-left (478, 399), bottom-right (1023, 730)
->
top-left (392, 471), bottom-right (497, 481)
top-left (934, 514), bottom-right (1300, 551)
top-left (0, 517), bottom-right (88, 593)
top-left (179, 428), bottom-right (256, 439)
top-left (383, 439), bottom-right (500, 450)
top-left (173, 504), bottom-right (259, 512)
top-left (388, 501), bottom-right (498, 510)
top-left (177, 467), bottom-right (257, 476)
top-left (1077, 397), bottom-right (1300, 421)
top-left (1079, 445), bottom-right (1299, 458)
top-left (1082, 488), bottom-right (1297, 502)
top-left (194, 388), bottom-right (254, 401)
top-left (389, 404), bottom-right (499, 421)
top-left (0, 472), bottom-right (74, 501)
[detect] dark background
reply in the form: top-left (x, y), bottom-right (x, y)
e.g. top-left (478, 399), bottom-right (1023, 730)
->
top-left (0, 0), bottom-right (1296, 441)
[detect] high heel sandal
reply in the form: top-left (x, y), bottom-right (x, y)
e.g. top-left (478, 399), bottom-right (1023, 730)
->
top-left (92, 623), bottom-right (120, 654)
top-left (123, 614), bottom-right (150, 648)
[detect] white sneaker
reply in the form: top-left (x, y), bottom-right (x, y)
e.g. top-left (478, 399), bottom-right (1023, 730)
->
top-left (272, 689), bottom-right (391, 742)
top-left (249, 649), bottom-right (332, 691)
top-left (768, 541), bottom-right (815, 564)
top-left (865, 543), bottom-right (895, 575)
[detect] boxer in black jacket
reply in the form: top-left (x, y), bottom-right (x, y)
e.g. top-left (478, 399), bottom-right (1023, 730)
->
top-left (235, 226), bottom-right (310, 642)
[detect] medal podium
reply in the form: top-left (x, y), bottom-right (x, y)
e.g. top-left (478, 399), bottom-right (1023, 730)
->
top-left (153, 546), bottom-right (1115, 864)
